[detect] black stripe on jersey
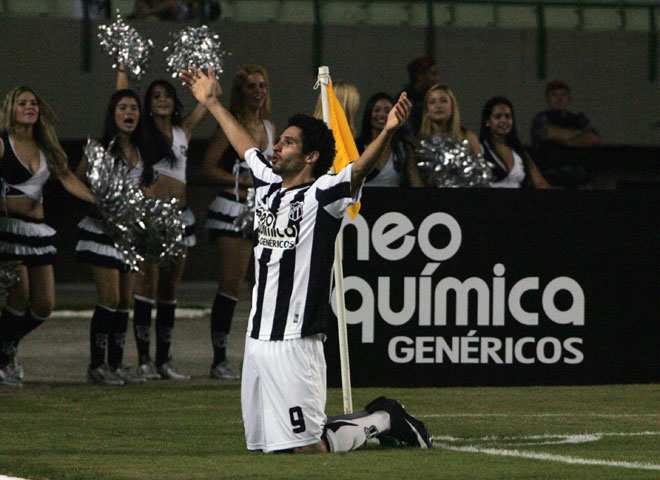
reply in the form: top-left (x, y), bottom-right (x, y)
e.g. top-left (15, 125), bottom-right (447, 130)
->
top-left (250, 188), bottom-right (284, 339)
top-left (270, 188), bottom-right (308, 340)
top-left (316, 179), bottom-right (352, 205)
top-left (300, 195), bottom-right (345, 337)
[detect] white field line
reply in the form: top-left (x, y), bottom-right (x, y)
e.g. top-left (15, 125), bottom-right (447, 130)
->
top-left (0, 476), bottom-right (29, 480)
top-left (434, 431), bottom-right (660, 442)
top-left (422, 413), bottom-right (660, 418)
top-left (51, 308), bottom-right (210, 319)
top-left (436, 442), bottom-right (660, 471)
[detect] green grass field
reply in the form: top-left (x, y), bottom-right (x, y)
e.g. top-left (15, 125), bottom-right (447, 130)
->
top-left (1, 383), bottom-right (659, 480)
top-left (1, 299), bottom-right (658, 480)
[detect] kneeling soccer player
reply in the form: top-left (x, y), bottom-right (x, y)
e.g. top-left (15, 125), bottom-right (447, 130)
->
top-left (181, 66), bottom-right (432, 453)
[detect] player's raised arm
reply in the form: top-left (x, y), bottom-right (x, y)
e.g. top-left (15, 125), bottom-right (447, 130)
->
top-left (180, 67), bottom-right (258, 158)
top-left (350, 92), bottom-right (411, 190)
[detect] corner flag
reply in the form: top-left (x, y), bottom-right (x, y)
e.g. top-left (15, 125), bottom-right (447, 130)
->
top-left (328, 81), bottom-right (361, 219)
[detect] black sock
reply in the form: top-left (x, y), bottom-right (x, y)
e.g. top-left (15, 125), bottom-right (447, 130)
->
top-left (108, 309), bottom-right (129, 369)
top-left (0, 306), bottom-right (24, 365)
top-left (155, 300), bottom-right (176, 367)
top-left (15, 308), bottom-right (47, 342)
top-left (211, 293), bottom-right (237, 366)
top-left (133, 296), bottom-right (154, 364)
top-left (90, 305), bottom-right (114, 369)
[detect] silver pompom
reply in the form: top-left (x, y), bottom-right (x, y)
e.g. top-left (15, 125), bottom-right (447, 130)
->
top-left (85, 139), bottom-right (146, 271)
top-left (0, 261), bottom-right (21, 296)
top-left (98, 11), bottom-right (154, 81)
top-left (136, 197), bottom-right (187, 263)
top-left (233, 188), bottom-right (255, 238)
top-left (163, 25), bottom-right (230, 78)
top-left (415, 135), bottom-right (494, 188)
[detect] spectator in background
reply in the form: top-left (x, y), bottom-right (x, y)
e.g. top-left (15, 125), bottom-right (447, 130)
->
top-left (530, 80), bottom-right (599, 187)
top-left (480, 96), bottom-right (549, 189)
top-left (408, 84), bottom-right (481, 187)
top-left (313, 80), bottom-right (360, 135)
top-left (129, 0), bottom-right (199, 20)
top-left (399, 56), bottom-right (438, 139)
top-left (356, 92), bottom-right (412, 187)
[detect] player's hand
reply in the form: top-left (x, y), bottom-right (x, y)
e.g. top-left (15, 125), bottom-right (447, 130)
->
top-left (180, 66), bottom-right (222, 106)
top-left (384, 92), bottom-right (411, 133)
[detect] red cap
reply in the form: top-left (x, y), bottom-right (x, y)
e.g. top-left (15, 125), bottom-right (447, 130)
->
top-left (545, 80), bottom-right (570, 93)
top-left (407, 57), bottom-right (436, 74)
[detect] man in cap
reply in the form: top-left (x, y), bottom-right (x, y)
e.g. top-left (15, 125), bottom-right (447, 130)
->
top-left (530, 80), bottom-right (600, 187)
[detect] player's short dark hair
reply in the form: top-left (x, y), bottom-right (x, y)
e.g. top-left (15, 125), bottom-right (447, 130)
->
top-left (287, 114), bottom-right (336, 178)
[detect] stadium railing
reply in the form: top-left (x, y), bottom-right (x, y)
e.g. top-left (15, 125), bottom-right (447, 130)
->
top-left (2, 1), bottom-right (659, 79)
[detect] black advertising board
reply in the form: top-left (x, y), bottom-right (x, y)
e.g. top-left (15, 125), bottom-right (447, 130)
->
top-left (324, 188), bottom-right (660, 387)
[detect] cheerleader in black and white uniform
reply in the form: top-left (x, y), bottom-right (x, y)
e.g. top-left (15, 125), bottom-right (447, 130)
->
top-left (356, 92), bottom-right (412, 188)
top-left (202, 65), bottom-right (274, 380)
top-left (116, 71), bottom-right (208, 380)
top-left (75, 88), bottom-right (155, 385)
top-left (0, 86), bottom-right (94, 387)
top-left (479, 96), bottom-right (550, 189)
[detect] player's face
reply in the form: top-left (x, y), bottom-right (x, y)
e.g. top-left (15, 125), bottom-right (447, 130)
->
top-left (114, 97), bottom-right (140, 134)
top-left (546, 88), bottom-right (571, 111)
top-left (150, 85), bottom-right (175, 117)
top-left (14, 91), bottom-right (39, 126)
top-left (370, 98), bottom-right (393, 133)
top-left (488, 103), bottom-right (513, 138)
top-left (243, 73), bottom-right (267, 110)
top-left (426, 89), bottom-right (452, 122)
top-left (271, 126), bottom-right (308, 176)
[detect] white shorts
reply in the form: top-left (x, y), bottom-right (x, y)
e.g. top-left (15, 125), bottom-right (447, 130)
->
top-left (241, 334), bottom-right (327, 453)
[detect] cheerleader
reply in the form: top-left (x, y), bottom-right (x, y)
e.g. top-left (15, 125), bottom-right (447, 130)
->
top-left (0, 86), bottom-right (94, 387)
top-left (202, 65), bottom-right (274, 380)
top-left (479, 96), bottom-right (550, 189)
top-left (355, 92), bottom-right (412, 187)
top-left (75, 88), bottom-right (155, 385)
top-left (409, 84), bottom-right (482, 187)
top-left (117, 70), bottom-right (208, 380)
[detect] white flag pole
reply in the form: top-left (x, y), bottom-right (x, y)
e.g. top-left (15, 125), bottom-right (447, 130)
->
top-left (317, 66), bottom-right (353, 414)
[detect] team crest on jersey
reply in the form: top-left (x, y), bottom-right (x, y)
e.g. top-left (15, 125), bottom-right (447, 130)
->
top-left (289, 201), bottom-right (304, 222)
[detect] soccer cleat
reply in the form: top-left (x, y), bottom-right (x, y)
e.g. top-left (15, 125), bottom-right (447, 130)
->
top-left (10, 356), bottom-right (23, 380)
top-left (137, 360), bottom-right (161, 380)
top-left (111, 365), bottom-right (146, 384)
top-left (364, 397), bottom-right (432, 449)
top-left (157, 361), bottom-right (191, 380)
top-left (0, 364), bottom-right (22, 387)
top-left (209, 360), bottom-right (240, 380)
top-left (87, 364), bottom-right (125, 386)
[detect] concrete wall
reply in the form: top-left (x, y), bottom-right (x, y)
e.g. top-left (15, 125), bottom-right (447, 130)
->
top-left (1, 17), bottom-right (659, 146)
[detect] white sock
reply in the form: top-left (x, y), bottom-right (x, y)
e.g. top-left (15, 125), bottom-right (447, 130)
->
top-left (324, 411), bottom-right (390, 453)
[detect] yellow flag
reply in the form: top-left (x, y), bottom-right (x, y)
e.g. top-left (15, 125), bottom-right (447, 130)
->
top-left (328, 82), bottom-right (361, 219)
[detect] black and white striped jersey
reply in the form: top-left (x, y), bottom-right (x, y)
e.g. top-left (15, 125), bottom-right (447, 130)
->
top-left (244, 148), bottom-right (361, 341)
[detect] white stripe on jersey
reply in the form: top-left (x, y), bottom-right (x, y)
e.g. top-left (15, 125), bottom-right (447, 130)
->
top-left (243, 148), bottom-right (361, 341)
